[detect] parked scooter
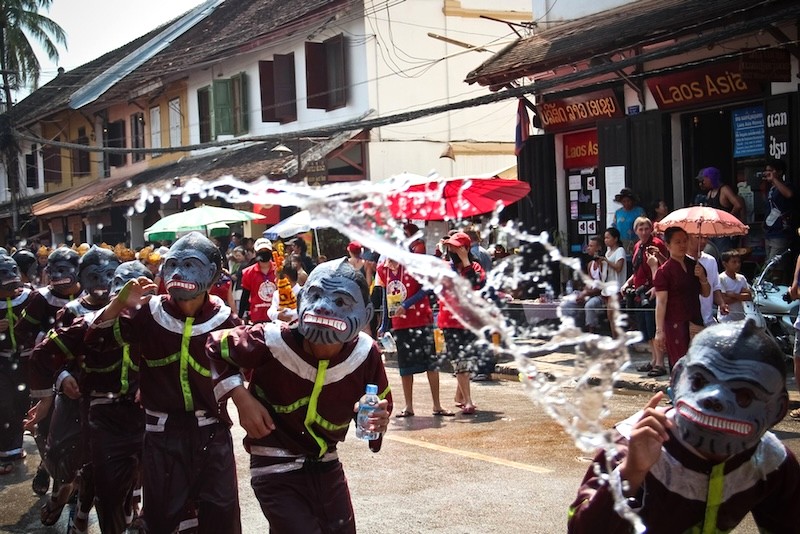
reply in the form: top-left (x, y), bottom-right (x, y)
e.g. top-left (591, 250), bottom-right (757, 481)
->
top-left (745, 249), bottom-right (798, 357)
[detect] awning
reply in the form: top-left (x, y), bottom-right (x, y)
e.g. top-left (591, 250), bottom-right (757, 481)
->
top-left (465, 0), bottom-right (800, 90)
top-left (31, 174), bottom-right (134, 217)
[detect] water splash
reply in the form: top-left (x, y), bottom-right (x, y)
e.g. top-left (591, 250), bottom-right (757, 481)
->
top-left (143, 173), bottom-right (644, 531)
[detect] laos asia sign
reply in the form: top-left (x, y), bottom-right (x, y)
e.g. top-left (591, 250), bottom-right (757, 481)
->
top-left (646, 60), bottom-right (761, 110)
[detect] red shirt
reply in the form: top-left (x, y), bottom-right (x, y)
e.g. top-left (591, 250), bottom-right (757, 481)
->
top-left (241, 263), bottom-right (277, 323)
top-left (653, 256), bottom-right (704, 325)
top-left (376, 263), bottom-right (433, 330)
top-left (631, 236), bottom-right (668, 289)
top-left (436, 261), bottom-right (486, 330)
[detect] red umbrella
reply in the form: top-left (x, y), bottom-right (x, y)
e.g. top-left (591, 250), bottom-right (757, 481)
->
top-left (653, 206), bottom-right (749, 237)
top-left (387, 175), bottom-right (531, 221)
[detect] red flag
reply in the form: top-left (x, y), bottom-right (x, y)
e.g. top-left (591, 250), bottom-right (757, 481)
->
top-left (515, 99), bottom-right (530, 156)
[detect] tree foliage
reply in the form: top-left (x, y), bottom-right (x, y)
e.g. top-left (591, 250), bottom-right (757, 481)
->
top-left (0, 0), bottom-right (66, 96)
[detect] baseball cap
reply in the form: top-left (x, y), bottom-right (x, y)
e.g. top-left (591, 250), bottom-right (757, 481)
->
top-left (254, 237), bottom-right (273, 252)
top-left (347, 241), bottom-right (363, 256)
top-left (444, 232), bottom-right (471, 249)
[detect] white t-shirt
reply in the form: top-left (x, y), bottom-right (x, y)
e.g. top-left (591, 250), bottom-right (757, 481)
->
top-left (604, 246), bottom-right (627, 292)
top-left (718, 272), bottom-right (750, 322)
top-left (697, 252), bottom-right (721, 326)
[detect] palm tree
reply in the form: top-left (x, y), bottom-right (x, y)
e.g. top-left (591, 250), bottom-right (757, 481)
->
top-left (0, 0), bottom-right (66, 100)
top-left (0, 0), bottom-right (66, 239)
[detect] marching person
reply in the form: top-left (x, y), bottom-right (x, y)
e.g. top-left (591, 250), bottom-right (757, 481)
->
top-left (206, 259), bottom-right (391, 533)
top-left (85, 232), bottom-right (243, 533)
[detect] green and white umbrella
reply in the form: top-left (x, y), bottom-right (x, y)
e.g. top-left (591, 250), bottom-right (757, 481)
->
top-left (144, 205), bottom-right (265, 241)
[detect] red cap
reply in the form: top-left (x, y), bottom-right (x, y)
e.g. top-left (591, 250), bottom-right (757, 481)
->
top-left (347, 241), bottom-right (363, 256)
top-left (444, 232), bottom-right (471, 249)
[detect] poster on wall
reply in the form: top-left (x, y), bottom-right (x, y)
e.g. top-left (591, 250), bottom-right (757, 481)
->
top-left (604, 166), bottom-right (626, 226)
top-left (566, 168), bottom-right (601, 254)
top-left (732, 106), bottom-right (765, 158)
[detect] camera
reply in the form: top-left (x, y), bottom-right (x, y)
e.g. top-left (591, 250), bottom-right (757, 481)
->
top-left (625, 285), bottom-right (651, 307)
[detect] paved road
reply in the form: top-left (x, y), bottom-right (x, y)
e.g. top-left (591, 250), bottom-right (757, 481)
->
top-left (2, 359), bottom-right (799, 533)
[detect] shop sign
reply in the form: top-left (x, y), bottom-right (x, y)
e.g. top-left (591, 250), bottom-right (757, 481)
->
top-left (563, 129), bottom-right (598, 169)
top-left (536, 89), bottom-right (622, 132)
top-left (646, 60), bottom-right (761, 110)
top-left (765, 96), bottom-right (790, 164)
top-left (740, 49), bottom-right (791, 82)
top-left (304, 159), bottom-right (328, 185)
top-left (732, 106), bottom-right (764, 158)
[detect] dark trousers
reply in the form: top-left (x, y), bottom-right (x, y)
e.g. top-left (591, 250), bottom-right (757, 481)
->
top-left (141, 422), bottom-right (240, 534)
top-left (44, 394), bottom-right (83, 486)
top-left (89, 401), bottom-right (144, 534)
top-left (250, 459), bottom-right (355, 534)
top-left (0, 357), bottom-right (29, 457)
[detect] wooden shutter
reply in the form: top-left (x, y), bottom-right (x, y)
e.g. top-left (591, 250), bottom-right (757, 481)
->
top-left (597, 118), bottom-right (629, 228)
top-left (518, 134), bottom-right (556, 233)
top-left (213, 79), bottom-right (233, 135)
top-left (305, 41), bottom-right (327, 109)
top-left (325, 34), bottom-right (346, 110)
top-left (150, 106), bottom-right (162, 151)
top-left (259, 61), bottom-right (277, 122)
top-left (232, 72), bottom-right (249, 135)
top-left (198, 87), bottom-right (212, 142)
top-left (43, 143), bottom-right (62, 183)
top-left (107, 120), bottom-right (126, 168)
top-left (274, 53), bottom-right (297, 124)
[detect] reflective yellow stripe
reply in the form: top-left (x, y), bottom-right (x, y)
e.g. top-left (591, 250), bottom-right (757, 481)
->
top-left (378, 384), bottom-right (391, 400)
top-left (111, 320), bottom-right (135, 396)
top-left (48, 330), bottom-right (75, 360)
top-left (146, 353), bottom-right (180, 367)
top-left (83, 360), bottom-right (122, 373)
top-left (220, 329), bottom-right (237, 367)
top-left (21, 309), bottom-right (40, 325)
top-left (180, 318), bottom-right (195, 411)
top-left (702, 463), bottom-right (725, 534)
top-left (5, 298), bottom-right (17, 351)
top-left (271, 396), bottom-right (310, 414)
top-left (304, 359), bottom-right (330, 457)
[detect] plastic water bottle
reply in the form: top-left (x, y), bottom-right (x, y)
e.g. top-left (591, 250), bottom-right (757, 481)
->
top-left (565, 279), bottom-right (574, 295)
top-left (355, 384), bottom-right (380, 441)
top-left (379, 332), bottom-right (397, 353)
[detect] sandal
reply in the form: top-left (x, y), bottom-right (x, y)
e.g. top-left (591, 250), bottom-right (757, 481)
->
top-left (461, 405), bottom-right (477, 415)
top-left (647, 366), bottom-right (667, 377)
top-left (41, 498), bottom-right (67, 526)
top-left (789, 408), bottom-right (800, 420)
top-left (0, 462), bottom-right (13, 475)
top-left (395, 410), bottom-right (415, 418)
top-left (636, 363), bottom-right (653, 373)
top-left (432, 409), bottom-right (455, 417)
top-left (32, 464), bottom-right (50, 496)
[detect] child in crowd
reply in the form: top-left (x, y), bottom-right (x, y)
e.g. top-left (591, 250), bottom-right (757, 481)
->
top-left (718, 250), bottom-right (751, 322)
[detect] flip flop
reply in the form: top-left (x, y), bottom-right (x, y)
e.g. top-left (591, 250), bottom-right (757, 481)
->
top-left (0, 462), bottom-right (13, 475)
top-left (41, 499), bottom-right (67, 526)
top-left (461, 406), bottom-right (477, 415)
top-left (432, 409), bottom-right (455, 417)
top-left (454, 402), bottom-right (465, 408)
top-left (395, 410), bottom-right (415, 418)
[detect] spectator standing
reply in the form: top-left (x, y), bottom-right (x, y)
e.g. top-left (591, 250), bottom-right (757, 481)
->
top-left (287, 236), bottom-right (316, 274)
top-left (653, 227), bottom-right (711, 371)
top-left (437, 232), bottom-right (486, 415)
top-left (620, 217), bottom-right (668, 377)
top-left (788, 252), bottom-right (800, 419)
top-left (600, 227), bottom-right (627, 333)
top-left (403, 223), bottom-right (427, 254)
top-left (762, 158), bottom-right (796, 262)
top-left (611, 188), bottom-right (646, 257)
top-left (687, 234), bottom-right (729, 326)
top-left (376, 258), bottom-right (453, 418)
top-left (239, 238), bottom-right (277, 323)
top-left (696, 166), bottom-right (745, 254)
top-left (718, 250), bottom-right (752, 323)
top-left (465, 229), bottom-right (492, 273)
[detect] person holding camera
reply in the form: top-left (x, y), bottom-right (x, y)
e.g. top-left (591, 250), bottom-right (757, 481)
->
top-left (620, 217), bottom-right (668, 376)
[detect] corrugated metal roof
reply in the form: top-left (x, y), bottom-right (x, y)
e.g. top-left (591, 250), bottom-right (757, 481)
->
top-left (465, 0), bottom-right (799, 88)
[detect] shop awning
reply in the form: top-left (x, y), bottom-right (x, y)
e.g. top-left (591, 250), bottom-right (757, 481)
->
top-left (465, 0), bottom-right (800, 91)
top-left (32, 174), bottom-right (134, 217)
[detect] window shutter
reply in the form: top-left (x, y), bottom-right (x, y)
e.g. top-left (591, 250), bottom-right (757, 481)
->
top-left (274, 53), bottom-right (297, 124)
top-left (325, 34), bottom-right (347, 110)
top-left (234, 72), bottom-right (249, 134)
top-left (198, 87), bottom-right (212, 142)
top-left (259, 61), bottom-right (277, 122)
top-left (306, 42), bottom-right (327, 109)
top-left (107, 120), bottom-right (126, 167)
top-left (150, 106), bottom-right (162, 151)
top-left (214, 79), bottom-right (234, 135)
top-left (43, 143), bottom-right (62, 183)
top-left (168, 98), bottom-right (182, 147)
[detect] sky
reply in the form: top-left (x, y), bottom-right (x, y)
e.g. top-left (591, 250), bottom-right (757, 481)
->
top-left (20, 0), bottom-right (206, 98)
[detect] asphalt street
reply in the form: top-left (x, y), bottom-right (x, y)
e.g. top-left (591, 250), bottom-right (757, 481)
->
top-left (1, 350), bottom-right (799, 533)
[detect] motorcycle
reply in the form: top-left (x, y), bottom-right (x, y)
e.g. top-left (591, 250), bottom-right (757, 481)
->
top-left (745, 249), bottom-right (798, 357)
